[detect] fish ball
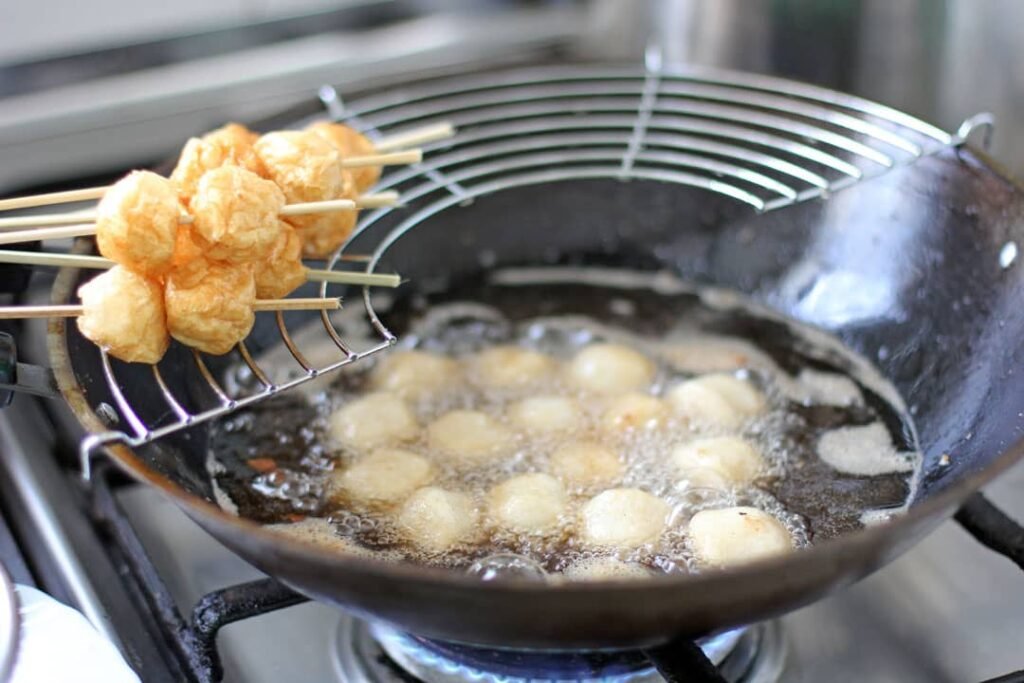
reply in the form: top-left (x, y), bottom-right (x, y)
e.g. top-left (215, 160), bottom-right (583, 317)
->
top-left (600, 392), bottom-right (669, 434)
top-left (254, 131), bottom-right (347, 229)
top-left (370, 350), bottom-right (460, 399)
top-left (76, 266), bottom-right (169, 364)
top-left (426, 410), bottom-right (514, 465)
top-left (666, 374), bottom-right (766, 429)
top-left (170, 123), bottom-right (267, 201)
top-left (331, 448), bottom-right (434, 507)
top-left (468, 346), bottom-right (556, 390)
top-left (671, 436), bottom-right (763, 489)
top-left (189, 166), bottom-right (285, 262)
top-left (549, 442), bottom-right (623, 487)
top-left (579, 488), bottom-right (669, 548)
top-left (688, 507), bottom-right (793, 567)
top-left (566, 344), bottom-right (655, 394)
top-left (296, 196), bottom-right (358, 258)
top-left (254, 222), bottom-right (306, 299)
top-left (397, 487), bottom-right (479, 552)
top-left (307, 121), bottom-right (380, 192)
top-left (95, 170), bottom-right (182, 276)
top-left (329, 392), bottom-right (419, 451)
top-left (164, 261), bottom-right (255, 355)
top-left (487, 473), bottom-right (567, 534)
top-left (507, 395), bottom-right (582, 435)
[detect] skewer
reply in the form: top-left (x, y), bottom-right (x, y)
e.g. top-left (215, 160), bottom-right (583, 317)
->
top-left (374, 122), bottom-right (455, 152)
top-left (0, 249), bottom-right (402, 288)
top-left (0, 190), bottom-right (401, 231)
top-left (0, 297), bottom-right (341, 319)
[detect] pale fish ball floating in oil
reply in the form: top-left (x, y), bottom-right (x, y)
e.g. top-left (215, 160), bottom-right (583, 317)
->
top-left (565, 343), bottom-right (655, 395)
top-left (487, 473), bottom-right (567, 535)
top-left (76, 266), bottom-right (169, 365)
top-left (396, 487), bottom-right (480, 553)
top-left (579, 488), bottom-right (670, 549)
top-left (95, 170), bottom-right (183, 277)
top-left (170, 123), bottom-right (267, 202)
top-left (426, 410), bottom-right (514, 465)
top-left (328, 392), bottom-right (419, 451)
top-left (548, 441), bottom-right (624, 488)
top-left (666, 373), bottom-right (766, 429)
top-left (507, 395), bottom-right (582, 435)
top-left (687, 506), bottom-right (793, 568)
top-left (670, 436), bottom-right (764, 490)
top-left (599, 392), bottom-right (670, 434)
top-left (330, 448), bottom-right (434, 508)
top-left (467, 346), bottom-right (557, 389)
top-left (370, 350), bottom-right (461, 399)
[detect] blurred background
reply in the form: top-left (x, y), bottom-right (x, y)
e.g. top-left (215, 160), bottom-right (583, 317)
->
top-left (1, 0), bottom-right (1020, 193)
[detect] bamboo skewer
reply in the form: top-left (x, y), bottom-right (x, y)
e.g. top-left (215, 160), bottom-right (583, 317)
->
top-left (0, 249), bottom-right (401, 288)
top-left (0, 190), bottom-right (401, 231)
top-left (374, 122), bottom-right (455, 152)
top-left (0, 297), bottom-right (340, 319)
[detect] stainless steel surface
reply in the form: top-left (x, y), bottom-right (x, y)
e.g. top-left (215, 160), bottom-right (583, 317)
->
top-left (0, 564), bottom-right (17, 683)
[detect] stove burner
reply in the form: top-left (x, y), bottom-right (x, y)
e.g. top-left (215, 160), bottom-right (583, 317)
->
top-left (332, 617), bottom-right (786, 683)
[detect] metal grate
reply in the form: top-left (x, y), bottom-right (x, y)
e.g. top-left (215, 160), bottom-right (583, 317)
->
top-left (80, 61), bottom-right (984, 459)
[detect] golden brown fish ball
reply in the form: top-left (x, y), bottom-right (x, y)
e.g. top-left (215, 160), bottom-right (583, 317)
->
top-left (566, 344), bottom-right (655, 395)
top-left (507, 395), bottom-right (582, 435)
top-left (549, 441), bottom-right (623, 487)
top-left (487, 473), bottom-right (567, 534)
top-left (687, 507), bottom-right (793, 567)
top-left (254, 131), bottom-right (346, 229)
top-left (467, 346), bottom-right (557, 390)
top-left (170, 123), bottom-right (267, 202)
top-left (164, 261), bottom-right (255, 355)
top-left (331, 448), bottom-right (434, 508)
top-left (666, 374), bottom-right (766, 429)
top-left (254, 222), bottom-right (306, 299)
top-left (671, 436), bottom-right (764, 489)
top-left (370, 350), bottom-right (461, 399)
top-left (76, 266), bottom-right (169, 364)
top-left (95, 170), bottom-right (182, 276)
top-left (296, 201), bottom-right (359, 259)
top-left (426, 410), bottom-right (514, 465)
top-left (600, 392), bottom-right (670, 434)
top-left (562, 557), bottom-right (653, 581)
top-left (307, 121), bottom-right (380, 192)
top-left (396, 487), bottom-right (480, 552)
top-left (579, 488), bottom-right (670, 549)
top-left (328, 392), bottom-right (419, 451)
top-left (189, 166), bottom-right (285, 262)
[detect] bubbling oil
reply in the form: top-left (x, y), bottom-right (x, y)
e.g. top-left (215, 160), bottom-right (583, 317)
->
top-left (209, 267), bottom-right (921, 581)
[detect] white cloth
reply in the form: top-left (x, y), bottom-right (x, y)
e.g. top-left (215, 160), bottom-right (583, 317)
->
top-left (8, 585), bottom-right (139, 683)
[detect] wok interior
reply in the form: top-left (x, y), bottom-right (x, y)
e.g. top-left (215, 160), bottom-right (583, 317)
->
top-left (57, 146), bottom-right (1024, 646)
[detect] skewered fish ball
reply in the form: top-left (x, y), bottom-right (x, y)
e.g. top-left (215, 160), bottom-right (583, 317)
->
top-left (579, 488), bottom-right (670, 549)
top-left (307, 121), bottom-right (380, 192)
top-left (170, 123), bottom-right (267, 202)
top-left (370, 350), bottom-right (460, 399)
top-left (296, 201), bottom-right (359, 258)
top-left (396, 487), bottom-right (479, 552)
top-left (328, 392), bottom-right (419, 451)
top-left (666, 373), bottom-right (766, 429)
top-left (549, 441), bottom-right (623, 487)
top-left (671, 436), bottom-right (763, 489)
top-left (562, 557), bottom-right (652, 581)
top-left (600, 392), bottom-right (670, 434)
top-left (507, 395), bottom-right (582, 435)
top-left (254, 222), bottom-right (305, 299)
top-left (427, 410), bottom-right (514, 465)
top-left (566, 344), bottom-right (655, 395)
top-left (467, 346), bottom-right (556, 390)
top-left (254, 131), bottom-right (348, 230)
top-left (331, 448), bottom-right (434, 508)
top-left (487, 473), bottom-right (567, 535)
top-left (95, 170), bottom-right (182, 276)
top-left (687, 507), bottom-right (793, 567)
top-left (164, 261), bottom-right (256, 355)
top-left (189, 166), bottom-right (286, 262)
top-left (76, 266), bottom-right (169, 364)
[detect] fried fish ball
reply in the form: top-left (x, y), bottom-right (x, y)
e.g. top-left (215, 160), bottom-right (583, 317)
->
top-left (671, 436), bottom-right (764, 489)
top-left (549, 441), bottom-right (623, 487)
top-left (566, 344), bottom-right (655, 395)
top-left (165, 261), bottom-right (255, 355)
top-left (76, 266), bottom-right (169, 364)
top-left (170, 123), bottom-right (267, 201)
top-left (330, 448), bottom-right (434, 507)
top-left (296, 200), bottom-right (359, 258)
top-left (254, 222), bottom-right (306, 299)
top-left (189, 166), bottom-right (285, 262)
top-left (396, 487), bottom-right (479, 552)
top-left (688, 507), bottom-right (793, 567)
top-left (487, 474), bottom-right (567, 534)
top-left (666, 374), bottom-right (766, 429)
top-left (328, 392), bottom-right (419, 451)
top-left (254, 131), bottom-right (347, 229)
top-left (370, 350), bottom-right (461, 399)
top-left (579, 488), bottom-right (670, 549)
top-left (95, 170), bottom-right (182, 276)
top-left (426, 410), bottom-right (514, 465)
top-left (307, 121), bottom-right (380, 192)
top-left (507, 396), bottom-right (582, 435)
top-left (600, 392), bottom-right (670, 434)
top-left (562, 557), bottom-right (653, 581)
top-left (467, 346), bottom-right (557, 390)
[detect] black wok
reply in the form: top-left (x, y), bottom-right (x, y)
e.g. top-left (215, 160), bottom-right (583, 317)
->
top-left (48, 66), bottom-right (1024, 650)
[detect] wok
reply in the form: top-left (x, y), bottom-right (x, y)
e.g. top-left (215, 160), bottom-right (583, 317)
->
top-left (48, 64), bottom-right (1024, 650)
